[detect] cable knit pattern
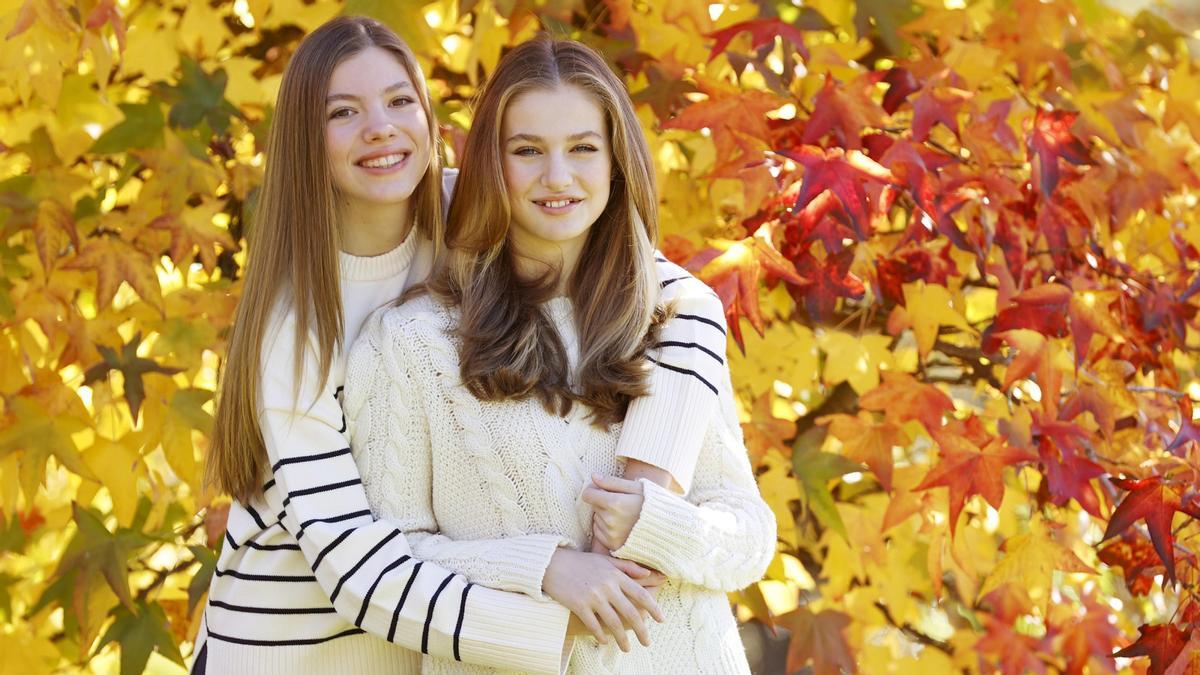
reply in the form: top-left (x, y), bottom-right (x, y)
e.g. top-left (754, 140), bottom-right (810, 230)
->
top-left (344, 294), bottom-right (775, 675)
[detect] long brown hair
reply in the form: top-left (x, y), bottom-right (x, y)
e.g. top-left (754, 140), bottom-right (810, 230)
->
top-left (207, 16), bottom-right (443, 501)
top-left (430, 37), bottom-right (663, 425)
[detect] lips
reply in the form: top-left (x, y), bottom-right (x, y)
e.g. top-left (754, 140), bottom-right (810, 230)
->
top-left (356, 151), bottom-right (410, 169)
top-left (533, 197), bottom-right (582, 208)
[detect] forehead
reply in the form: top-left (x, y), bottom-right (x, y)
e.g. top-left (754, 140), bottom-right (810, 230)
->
top-left (502, 84), bottom-right (605, 137)
top-left (328, 46), bottom-right (412, 93)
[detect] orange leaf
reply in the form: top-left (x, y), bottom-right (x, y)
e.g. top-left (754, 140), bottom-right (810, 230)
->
top-left (782, 606), bottom-right (854, 675)
top-left (916, 423), bottom-right (1035, 531)
top-left (857, 370), bottom-right (954, 433)
top-left (819, 411), bottom-right (908, 492)
top-left (62, 237), bottom-right (163, 312)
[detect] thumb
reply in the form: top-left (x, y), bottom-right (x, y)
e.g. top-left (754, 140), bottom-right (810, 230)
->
top-left (608, 557), bottom-right (651, 578)
top-left (592, 473), bottom-right (642, 495)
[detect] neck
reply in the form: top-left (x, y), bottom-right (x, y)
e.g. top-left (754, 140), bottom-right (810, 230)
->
top-left (338, 200), bottom-right (413, 256)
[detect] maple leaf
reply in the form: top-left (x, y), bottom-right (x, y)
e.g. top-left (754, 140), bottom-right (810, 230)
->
top-left (1166, 399), bottom-right (1200, 456)
top-left (1052, 591), bottom-right (1121, 675)
top-left (978, 519), bottom-right (1095, 608)
top-left (662, 76), bottom-right (785, 146)
top-left (32, 198), bottom-right (80, 274)
top-left (909, 85), bottom-right (973, 142)
top-left (791, 426), bottom-right (861, 541)
top-left (145, 198), bottom-right (235, 272)
top-left (1113, 624), bottom-right (1189, 675)
top-left (1101, 475), bottom-right (1191, 585)
top-left (0, 397), bottom-right (96, 499)
top-left (975, 614), bottom-right (1051, 675)
top-left (819, 411), bottom-right (908, 492)
top-left (901, 280), bottom-right (975, 359)
top-left (707, 17), bottom-right (808, 62)
top-left (85, 0), bottom-right (126, 52)
top-left (631, 61), bottom-right (697, 119)
top-left (789, 248), bottom-right (865, 320)
top-left (881, 67), bottom-right (920, 114)
top-left (781, 606), bottom-right (854, 675)
top-left (83, 333), bottom-right (184, 421)
top-left (916, 424), bottom-right (1035, 530)
top-left (1036, 435), bottom-right (1105, 518)
top-left (857, 370), bottom-right (954, 433)
top-left (698, 229), bottom-right (806, 350)
top-left (802, 73), bottom-right (889, 149)
top-left (1098, 534), bottom-right (1163, 596)
top-left (742, 392), bottom-right (796, 464)
top-left (1028, 109), bottom-right (1091, 196)
top-left (781, 145), bottom-right (897, 239)
top-left (984, 282), bottom-right (1073, 351)
top-left (996, 329), bottom-right (1064, 409)
top-left (61, 236), bottom-right (164, 312)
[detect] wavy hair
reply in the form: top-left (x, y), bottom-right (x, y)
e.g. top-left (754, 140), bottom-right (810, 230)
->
top-left (430, 36), bottom-right (663, 425)
top-left (207, 16), bottom-right (443, 501)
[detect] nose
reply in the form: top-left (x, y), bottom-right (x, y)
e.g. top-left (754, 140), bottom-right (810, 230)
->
top-left (362, 106), bottom-right (398, 143)
top-left (540, 152), bottom-right (572, 190)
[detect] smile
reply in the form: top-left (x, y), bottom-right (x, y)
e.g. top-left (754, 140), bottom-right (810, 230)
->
top-left (534, 198), bottom-right (581, 209)
top-left (358, 152), bottom-right (409, 169)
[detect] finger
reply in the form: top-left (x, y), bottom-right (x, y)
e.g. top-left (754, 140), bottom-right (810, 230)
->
top-left (592, 527), bottom-right (614, 552)
top-left (635, 570), bottom-right (666, 588)
top-left (576, 608), bottom-right (607, 644)
top-left (608, 557), bottom-right (651, 579)
top-left (620, 577), bottom-right (665, 624)
top-left (594, 601), bottom-right (630, 652)
top-left (609, 586), bottom-right (650, 648)
top-left (592, 473), bottom-right (642, 494)
top-left (581, 486), bottom-right (610, 508)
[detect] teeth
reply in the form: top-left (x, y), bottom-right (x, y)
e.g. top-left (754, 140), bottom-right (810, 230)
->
top-left (360, 153), bottom-right (406, 169)
top-left (540, 199), bottom-right (574, 208)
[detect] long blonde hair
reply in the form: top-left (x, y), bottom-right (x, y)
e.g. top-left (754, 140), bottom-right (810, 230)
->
top-left (430, 36), bottom-right (663, 425)
top-left (207, 16), bottom-right (443, 501)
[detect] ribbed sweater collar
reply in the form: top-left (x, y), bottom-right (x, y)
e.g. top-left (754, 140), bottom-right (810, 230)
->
top-left (338, 230), bottom-right (418, 282)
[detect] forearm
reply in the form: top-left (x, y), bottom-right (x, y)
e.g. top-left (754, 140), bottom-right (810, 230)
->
top-left (622, 458), bottom-right (682, 494)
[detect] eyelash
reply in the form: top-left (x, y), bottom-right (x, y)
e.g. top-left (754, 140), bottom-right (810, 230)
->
top-left (512, 144), bottom-right (599, 156)
top-left (328, 97), bottom-right (414, 120)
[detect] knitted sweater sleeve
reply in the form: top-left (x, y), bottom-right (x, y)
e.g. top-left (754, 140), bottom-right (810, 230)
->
top-left (257, 307), bottom-right (569, 674)
top-left (611, 360), bottom-right (775, 592)
top-left (345, 308), bottom-right (569, 602)
top-left (616, 255), bottom-right (728, 492)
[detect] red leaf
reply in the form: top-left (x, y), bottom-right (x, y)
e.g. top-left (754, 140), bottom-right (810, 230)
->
top-left (910, 85), bottom-right (972, 142)
top-left (698, 231), bottom-right (807, 351)
top-left (881, 67), bottom-right (920, 114)
top-left (782, 606), bottom-right (854, 675)
top-left (789, 249), bottom-right (865, 320)
top-left (707, 18), bottom-right (808, 62)
top-left (916, 422), bottom-right (1035, 530)
top-left (782, 145), bottom-right (896, 239)
top-left (1113, 624), bottom-right (1189, 675)
top-left (802, 73), bottom-right (889, 149)
top-left (85, 0), bottom-right (126, 51)
top-left (1028, 109), bottom-right (1091, 196)
top-left (1102, 476), bottom-right (1189, 585)
top-left (858, 371), bottom-right (954, 433)
top-left (1098, 535), bottom-right (1162, 596)
top-left (1165, 399), bottom-right (1200, 456)
top-left (1037, 436), bottom-right (1105, 518)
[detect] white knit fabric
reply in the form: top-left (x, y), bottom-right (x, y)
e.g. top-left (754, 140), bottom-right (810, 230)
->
top-left (344, 294), bottom-right (776, 675)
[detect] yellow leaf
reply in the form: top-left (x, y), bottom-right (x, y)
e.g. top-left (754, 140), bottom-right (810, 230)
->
top-left (729, 321), bottom-right (819, 400)
top-left (178, 0), bottom-right (231, 57)
top-left (221, 57), bottom-right (267, 106)
top-left (977, 518), bottom-right (1095, 610)
top-left (818, 330), bottom-right (894, 394)
top-left (758, 451), bottom-right (800, 548)
top-left (0, 632), bottom-right (57, 675)
top-left (902, 281), bottom-right (975, 359)
top-left (120, 11), bottom-right (180, 81)
top-left (84, 437), bottom-right (142, 527)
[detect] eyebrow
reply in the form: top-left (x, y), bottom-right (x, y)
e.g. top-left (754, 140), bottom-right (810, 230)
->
top-left (505, 131), bottom-right (604, 144)
top-left (326, 81), bottom-right (413, 104)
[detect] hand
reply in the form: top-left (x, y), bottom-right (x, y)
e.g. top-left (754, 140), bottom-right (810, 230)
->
top-left (622, 458), bottom-right (683, 494)
top-left (582, 474), bottom-right (645, 551)
top-left (542, 548), bottom-right (664, 651)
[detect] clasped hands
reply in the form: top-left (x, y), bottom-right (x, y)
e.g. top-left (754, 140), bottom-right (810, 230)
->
top-left (541, 465), bottom-right (677, 652)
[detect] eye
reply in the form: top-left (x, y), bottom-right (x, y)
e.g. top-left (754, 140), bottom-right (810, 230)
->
top-left (572, 144), bottom-right (599, 153)
top-left (328, 107), bottom-right (354, 120)
top-left (391, 95), bottom-right (415, 107)
top-left (512, 146), bottom-right (541, 157)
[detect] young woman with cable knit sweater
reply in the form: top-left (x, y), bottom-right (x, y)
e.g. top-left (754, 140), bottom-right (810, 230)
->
top-left (196, 17), bottom-right (745, 675)
top-left (343, 37), bottom-right (775, 674)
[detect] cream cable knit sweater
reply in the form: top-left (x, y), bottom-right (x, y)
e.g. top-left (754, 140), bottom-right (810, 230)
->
top-left (344, 294), bottom-right (776, 675)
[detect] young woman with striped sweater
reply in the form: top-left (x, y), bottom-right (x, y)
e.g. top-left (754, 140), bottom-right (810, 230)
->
top-left (344, 37), bottom-right (775, 674)
top-left (196, 17), bottom-right (731, 675)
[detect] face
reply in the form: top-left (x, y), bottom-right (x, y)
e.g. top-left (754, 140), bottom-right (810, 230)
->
top-left (502, 84), bottom-right (612, 267)
top-left (324, 46), bottom-right (431, 224)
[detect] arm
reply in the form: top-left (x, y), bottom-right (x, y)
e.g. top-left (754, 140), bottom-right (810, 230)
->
top-left (609, 415), bottom-right (777, 593)
top-left (258, 309), bottom-right (570, 674)
top-left (345, 311), bottom-right (569, 601)
top-left (615, 258), bottom-right (728, 493)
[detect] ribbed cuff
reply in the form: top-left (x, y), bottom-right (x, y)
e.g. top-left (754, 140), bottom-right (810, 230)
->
top-left (613, 479), bottom-right (701, 573)
top-left (615, 369), bottom-right (715, 492)
top-left (459, 586), bottom-right (571, 675)
top-left (486, 534), bottom-right (571, 600)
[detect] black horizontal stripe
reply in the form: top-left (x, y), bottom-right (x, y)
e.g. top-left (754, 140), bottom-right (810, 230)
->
top-left (281, 478), bottom-right (363, 508)
top-left (330, 530), bottom-right (400, 603)
top-left (656, 340), bottom-right (724, 364)
top-left (240, 539), bottom-right (301, 552)
top-left (311, 528), bottom-right (354, 571)
top-left (224, 531), bottom-right (239, 551)
top-left (271, 447), bottom-right (352, 473)
top-left (655, 255), bottom-right (669, 263)
top-left (296, 509), bottom-right (373, 540)
top-left (661, 276), bottom-right (687, 288)
top-left (262, 478), bottom-right (276, 492)
top-left (453, 583), bottom-right (474, 661)
top-left (208, 599), bottom-right (336, 615)
top-left (214, 568), bottom-right (316, 582)
top-left (207, 627), bottom-right (364, 647)
top-left (423, 573), bottom-right (458, 654)
top-left (647, 356), bottom-right (718, 395)
top-left (356, 555), bottom-right (412, 627)
top-left (244, 504), bottom-right (268, 531)
top-left (390, 561), bottom-right (423, 642)
top-left (675, 312), bottom-right (726, 335)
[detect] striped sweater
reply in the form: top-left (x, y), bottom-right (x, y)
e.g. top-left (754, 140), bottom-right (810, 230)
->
top-left (194, 231), bottom-right (729, 674)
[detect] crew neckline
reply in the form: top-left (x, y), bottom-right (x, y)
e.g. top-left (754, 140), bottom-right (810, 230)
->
top-left (338, 230), bottom-right (418, 282)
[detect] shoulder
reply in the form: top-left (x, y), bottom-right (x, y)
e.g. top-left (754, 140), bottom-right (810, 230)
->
top-left (653, 253), bottom-right (727, 331)
top-left (366, 293), bottom-right (455, 352)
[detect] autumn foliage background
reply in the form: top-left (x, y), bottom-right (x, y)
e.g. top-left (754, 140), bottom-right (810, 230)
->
top-left (3, 0), bottom-right (1200, 672)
